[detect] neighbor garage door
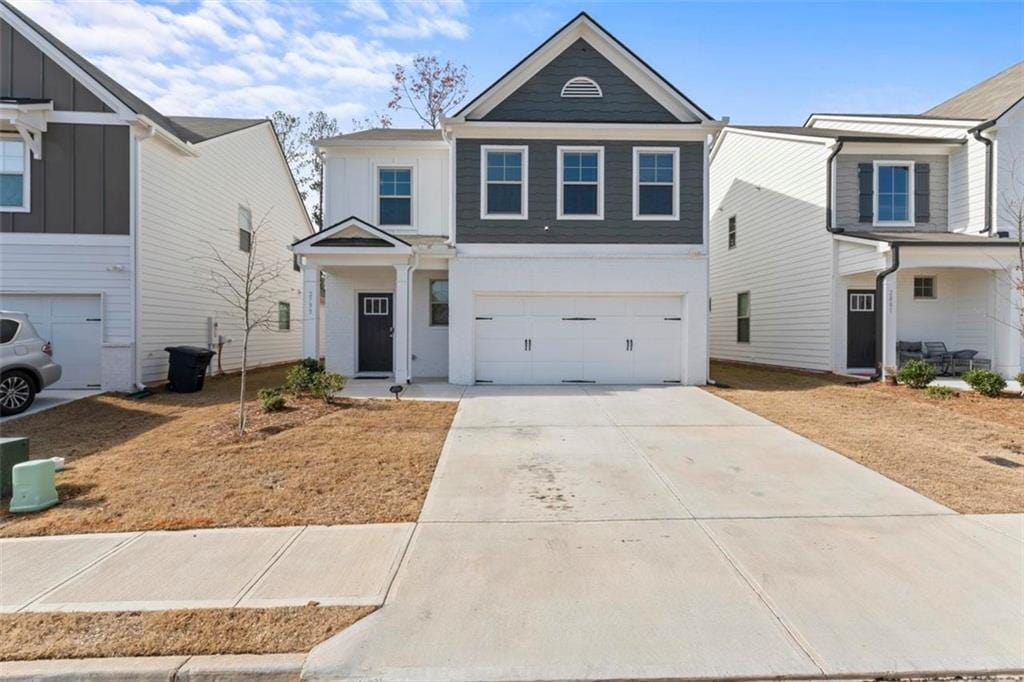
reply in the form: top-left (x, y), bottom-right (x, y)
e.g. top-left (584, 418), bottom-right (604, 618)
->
top-left (474, 295), bottom-right (683, 384)
top-left (0, 294), bottom-right (102, 389)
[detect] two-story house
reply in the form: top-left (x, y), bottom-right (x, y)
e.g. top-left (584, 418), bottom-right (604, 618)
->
top-left (0, 0), bottom-right (312, 394)
top-left (708, 62), bottom-right (1023, 380)
top-left (295, 13), bottom-right (721, 386)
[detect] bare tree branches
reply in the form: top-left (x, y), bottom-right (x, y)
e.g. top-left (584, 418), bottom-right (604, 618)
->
top-left (997, 149), bottom-right (1024, 338)
top-left (270, 111), bottom-right (340, 229)
top-left (387, 55), bottom-right (469, 129)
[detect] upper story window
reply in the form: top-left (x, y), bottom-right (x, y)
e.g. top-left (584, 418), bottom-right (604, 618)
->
top-left (728, 216), bottom-right (737, 249)
top-left (874, 161), bottom-right (914, 226)
top-left (557, 146), bottom-right (603, 220)
top-left (561, 76), bottom-right (602, 98)
top-left (378, 167), bottom-right (412, 227)
top-left (633, 147), bottom-right (678, 220)
top-left (482, 146), bottom-right (528, 219)
top-left (238, 205), bottom-right (252, 253)
top-left (1, 137), bottom-right (30, 212)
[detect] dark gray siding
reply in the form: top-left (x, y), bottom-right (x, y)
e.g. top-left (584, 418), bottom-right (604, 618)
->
top-left (836, 154), bottom-right (948, 233)
top-left (1, 19), bottom-right (129, 234)
top-left (480, 39), bottom-right (680, 124)
top-left (0, 19), bottom-right (112, 112)
top-left (456, 139), bottom-right (703, 244)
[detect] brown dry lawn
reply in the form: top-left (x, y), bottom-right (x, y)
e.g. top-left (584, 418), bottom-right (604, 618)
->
top-left (0, 605), bottom-right (374, 661)
top-left (0, 366), bottom-right (457, 537)
top-left (706, 361), bottom-right (1024, 514)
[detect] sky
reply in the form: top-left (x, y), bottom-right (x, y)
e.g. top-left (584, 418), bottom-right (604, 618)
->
top-left (10, 0), bottom-right (1024, 128)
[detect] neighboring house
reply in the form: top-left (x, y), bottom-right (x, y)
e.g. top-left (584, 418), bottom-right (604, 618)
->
top-left (709, 62), bottom-right (1023, 379)
top-left (0, 1), bottom-right (313, 392)
top-left (296, 13), bottom-right (722, 386)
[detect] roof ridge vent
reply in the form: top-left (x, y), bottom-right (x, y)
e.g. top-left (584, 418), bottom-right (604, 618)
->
top-left (561, 76), bottom-right (602, 98)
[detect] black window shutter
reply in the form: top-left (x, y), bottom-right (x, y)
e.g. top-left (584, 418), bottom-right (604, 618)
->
top-left (858, 163), bottom-right (873, 223)
top-left (914, 163), bottom-right (930, 223)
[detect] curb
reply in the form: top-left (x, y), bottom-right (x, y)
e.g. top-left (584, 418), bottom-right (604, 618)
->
top-left (0, 653), bottom-right (305, 681)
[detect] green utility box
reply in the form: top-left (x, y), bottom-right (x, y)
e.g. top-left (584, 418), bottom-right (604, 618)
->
top-left (9, 459), bottom-right (58, 513)
top-left (0, 436), bottom-right (30, 498)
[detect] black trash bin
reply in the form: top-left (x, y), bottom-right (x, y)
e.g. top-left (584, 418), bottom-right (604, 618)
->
top-left (164, 346), bottom-right (216, 393)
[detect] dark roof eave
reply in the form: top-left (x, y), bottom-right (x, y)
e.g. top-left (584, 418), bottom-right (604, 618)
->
top-left (837, 135), bottom-right (966, 145)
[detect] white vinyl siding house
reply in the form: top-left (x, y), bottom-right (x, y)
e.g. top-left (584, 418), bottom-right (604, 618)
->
top-left (709, 130), bottom-right (832, 370)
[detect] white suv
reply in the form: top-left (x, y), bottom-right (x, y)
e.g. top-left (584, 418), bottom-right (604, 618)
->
top-left (0, 312), bottom-right (63, 416)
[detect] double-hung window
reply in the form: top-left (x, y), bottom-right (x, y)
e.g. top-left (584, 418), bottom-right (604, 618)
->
top-left (633, 147), bottom-right (678, 219)
top-left (557, 146), bottom-right (603, 219)
top-left (1, 137), bottom-right (30, 212)
top-left (429, 279), bottom-right (449, 326)
top-left (874, 161), bottom-right (914, 226)
top-left (727, 216), bottom-right (737, 249)
top-left (238, 205), bottom-right (252, 252)
top-left (278, 302), bottom-right (291, 331)
top-left (378, 167), bottom-right (412, 227)
top-left (737, 292), bottom-right (751, 344)
top-left (481, 146), bottom-right (527, 219)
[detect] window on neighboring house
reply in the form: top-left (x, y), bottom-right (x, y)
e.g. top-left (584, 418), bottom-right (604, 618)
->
top-left (238, 205), bottom-right (252, 252)
top-left (874, 162), bottom-right (913, 225)
top-left (0, 138), bottom-right (30, 212)
top-left (278, 302), bottom-right (291, 330)
top-left (633, 148), bottom-right (678, 219)
top-left (482, 146), bottom-right (527, 219)
top-left (558, 147), bottom-right (603, 219)
top-left (737, 292), bottom-right (751, 344)
top-left (728, 216), bottom-right (737, 249)
top-left (913, 276), bottom-right (936, 300)
top-left (429, 279), bottom-right (449, 326)
top-left (378, 167), bottom-right (412, 227)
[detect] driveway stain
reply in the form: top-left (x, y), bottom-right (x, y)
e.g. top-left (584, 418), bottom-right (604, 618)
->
top-left (517, 457), bottom-right (575, 512)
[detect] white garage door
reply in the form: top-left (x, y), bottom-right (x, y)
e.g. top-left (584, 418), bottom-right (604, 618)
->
top-left (474, 295), bottom-right (683, 384)
top-left (1, 294), bottom-right (102, 389)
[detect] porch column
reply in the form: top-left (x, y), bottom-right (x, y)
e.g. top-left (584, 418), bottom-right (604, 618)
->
top-left (881, 272), bottom-right (899, 376)
top-left (302, 262), bottom-right (320, 361)
top-left (993, 270), bottom-right (1022, 377)
top-left (393, 264), bottom-right (411, 383)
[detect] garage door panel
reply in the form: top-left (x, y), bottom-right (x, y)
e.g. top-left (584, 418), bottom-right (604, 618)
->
top-left (1, 294), bottom-right (102, 389)
top-left (575, 297), bottom-right (629, 317)
top-left (476, 361), bottom-right (532, 384)
top-left (476, 297), bottom-right (527, 317)
top-left (525, 297), bottom-right (575, 316)
top-left (475, 317), bottom-right (528, 340)
top-left (532, 361), bottom-right (582, 384)
top-left (631, 297), bottom-right (683, 317)
top-left (52, 322), bottom-right (102, 387)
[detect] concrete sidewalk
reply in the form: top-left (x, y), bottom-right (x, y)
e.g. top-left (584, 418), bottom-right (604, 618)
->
top-left (304, 385), bottom-right (1024, 681)
top-left (0, 523), bottom-right (413, 613)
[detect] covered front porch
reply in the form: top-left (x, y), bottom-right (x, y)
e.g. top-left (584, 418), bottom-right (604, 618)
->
top-left (293, 218), bottom-right (453, 383)
top-left (835, 232), bottom-right (1022, 379)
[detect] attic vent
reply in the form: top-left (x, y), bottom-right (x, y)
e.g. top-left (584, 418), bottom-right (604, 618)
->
top-left (561, 77), bottom-right (602, 98)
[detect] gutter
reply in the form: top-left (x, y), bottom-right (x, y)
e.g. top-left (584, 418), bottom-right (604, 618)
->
top-left (873, 245), bottom-right (900, 380)
top-left (825, 141), bottom-right (844, 233)
top-left (970, 119), bottom-right (996, 234)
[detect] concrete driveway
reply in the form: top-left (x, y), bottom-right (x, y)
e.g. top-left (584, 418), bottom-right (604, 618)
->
top-left (304, 385), bottom-right (1024, 680)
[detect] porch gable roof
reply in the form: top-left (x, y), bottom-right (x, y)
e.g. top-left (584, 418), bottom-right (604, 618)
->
top-left (291, 217), bottom-right (413, 255)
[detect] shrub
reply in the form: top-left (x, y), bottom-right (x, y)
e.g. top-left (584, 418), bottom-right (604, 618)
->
top-left (258, 387), bottom-right (287, 412)
top-left (299, 357), bottom-right (322, 373)
top-left (925, 385), bottom-right (957, 400)
top-left (284, 362), bottom-right (319, 395)
top-left (896, 360), bottom-right (936, 389)
top-left (962, 369), bottom-right (1007, 397)
top-left (311, 371), bottom-right (347, 403)
top-left (1017, 372), bottom-right (1024, 388)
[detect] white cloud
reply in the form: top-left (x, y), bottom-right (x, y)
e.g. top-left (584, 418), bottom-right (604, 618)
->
top-left (7, 0), bottom-right (458, 123)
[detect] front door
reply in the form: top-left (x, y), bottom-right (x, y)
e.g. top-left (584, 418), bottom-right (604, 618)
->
top-left (846, 289), bottom-right (876, 368)
top-left (358, 293), bottom-right (393, 373)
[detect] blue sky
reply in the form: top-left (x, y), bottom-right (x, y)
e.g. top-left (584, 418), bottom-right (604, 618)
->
top-left (12, 1), bottom-right (1024, 127)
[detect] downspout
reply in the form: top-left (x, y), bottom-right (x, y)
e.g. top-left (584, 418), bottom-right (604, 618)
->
top-left (825, 140), bottom-right (844, 233)
top-left (130, 122), bottom-right (156, 391)
top-left (873, 244), bottom-right (900, 380)
top-left (405, 252), bottom-right (420, 384)
top-left (971, 122), bottom-right (995, 234)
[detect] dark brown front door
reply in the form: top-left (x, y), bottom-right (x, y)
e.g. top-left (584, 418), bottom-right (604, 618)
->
top-left (846, 289), bottom-right (876, 368)
top-left (358, 293), bottom-right (393, 372)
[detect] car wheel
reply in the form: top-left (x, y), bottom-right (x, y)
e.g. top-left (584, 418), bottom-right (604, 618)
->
top-left (0, 371), bottom-right (36, 417)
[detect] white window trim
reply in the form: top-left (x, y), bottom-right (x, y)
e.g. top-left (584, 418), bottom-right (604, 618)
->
top-left (0, 134), bottom-right (31, 213)
top-left (373, 163), bottom-right (416, 229)
top-left (556, 145), bottom-right (604, 221)
top-left (912, 275), bottom-right (938, 301)
top-left (632, 146), bottom-right (679, 221)
top-left (873, 160), bottom-right (915, 227)
top-left (480, 145), bottom-right (528, 220)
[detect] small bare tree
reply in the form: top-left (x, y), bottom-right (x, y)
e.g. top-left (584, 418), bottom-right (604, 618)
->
top-left (387, 55), bottom-right (469, 129)
top-left (197, 209), bottom-right (286, 435)
top-left (998, 151), bottom-right (1024, 341)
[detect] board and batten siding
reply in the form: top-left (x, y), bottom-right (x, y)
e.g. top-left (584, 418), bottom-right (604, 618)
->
top-left (709, 131), bottom-right (833, 371)
top-left (455, 139), bottom-right (703, 244)
top-left (835, 154), bottom-right (949, 232)
top-left (137, 123), bottom-right (309, 383)
top-left (322, 147), bottom-right (449, 236)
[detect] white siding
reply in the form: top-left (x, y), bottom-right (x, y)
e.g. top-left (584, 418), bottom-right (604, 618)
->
top-left (895, 268), bottom-right (993, 360)
top-left (995, 100), bottom-right (1024, 236)
top-left (837, 240), bottom-right (885, 276)
top-left (709, 131), bottom-right (833, 370)
top-left (138, 123), bottom-right (310, 383)
top-left (411, 269), bottom-right (449, 378)
top-left (323, 267), bottom-right (394, 378)
top-left (948, 137), bottom-right (988, 232)
top-left (323, 146), bottom-right (449, 236)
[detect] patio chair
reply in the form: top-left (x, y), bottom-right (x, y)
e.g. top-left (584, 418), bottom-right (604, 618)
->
top-left (896, 341), bottom-right (924, 367)
top-left (922, 341), bottom-right (953, 375)
top-left (949, 350), bottom-right (991, 375)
